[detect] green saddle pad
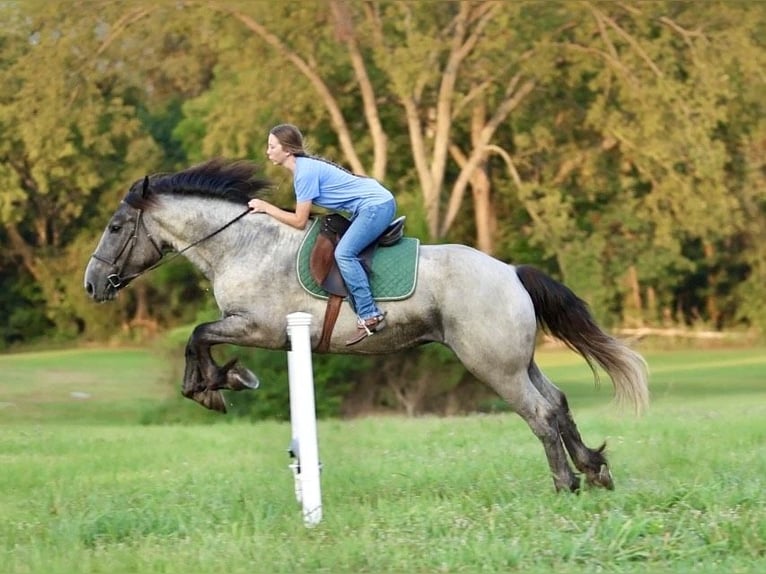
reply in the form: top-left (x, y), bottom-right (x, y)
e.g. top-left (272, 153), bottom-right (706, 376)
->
top-left (297, 218), bottom-right (420, 301)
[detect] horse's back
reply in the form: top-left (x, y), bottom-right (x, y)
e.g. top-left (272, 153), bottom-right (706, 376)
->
top-left (417, 243), bottom-right (527, 297)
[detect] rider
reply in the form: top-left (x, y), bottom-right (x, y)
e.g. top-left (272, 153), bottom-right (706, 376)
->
top-left (248, 123), bottom-right (397, 346)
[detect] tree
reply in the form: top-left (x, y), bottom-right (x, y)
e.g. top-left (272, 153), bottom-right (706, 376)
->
top-left (0, 2), bottom-right (162, 337)
top-left (174, 0), bottom-right (543, 252)
top-left (494, 1), bottom-right (766, 326)
top-left (2, 0), bottom-right (764, 354)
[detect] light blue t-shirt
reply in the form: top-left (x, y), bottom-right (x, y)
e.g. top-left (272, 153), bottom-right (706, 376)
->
top-left (294, 156), bottom-right (393, 218)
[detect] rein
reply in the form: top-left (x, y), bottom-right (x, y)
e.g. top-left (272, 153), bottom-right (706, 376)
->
top-left (92, 205), bottom-right (252, 289)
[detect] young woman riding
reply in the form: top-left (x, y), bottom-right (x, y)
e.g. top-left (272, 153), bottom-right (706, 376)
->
top-left (247, 123), bottom-right (397, 345)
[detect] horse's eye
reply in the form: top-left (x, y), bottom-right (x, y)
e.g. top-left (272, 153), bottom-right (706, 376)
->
top-left (109, 224), bottom-right (122, 233)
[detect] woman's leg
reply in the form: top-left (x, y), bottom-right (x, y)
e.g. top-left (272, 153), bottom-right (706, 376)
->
top-left (335, 199), bottom-right (396, 319)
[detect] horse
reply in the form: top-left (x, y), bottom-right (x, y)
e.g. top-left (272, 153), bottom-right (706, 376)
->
top-left (83, 158), bottom-right (649, 493)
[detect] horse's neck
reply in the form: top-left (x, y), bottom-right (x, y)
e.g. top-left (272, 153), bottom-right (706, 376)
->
top-left (148, 196), bottom-right (303, 278)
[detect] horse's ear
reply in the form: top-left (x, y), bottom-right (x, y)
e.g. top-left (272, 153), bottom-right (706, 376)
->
top-left (141, 176), bottom-right (150, 197)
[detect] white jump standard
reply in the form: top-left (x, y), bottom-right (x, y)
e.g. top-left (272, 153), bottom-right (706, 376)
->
top-left (286, 312), bottom-right (322, 527)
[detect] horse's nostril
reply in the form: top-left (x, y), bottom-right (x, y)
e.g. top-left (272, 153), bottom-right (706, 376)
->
top-left (85, 282), bottom-right (94, 296)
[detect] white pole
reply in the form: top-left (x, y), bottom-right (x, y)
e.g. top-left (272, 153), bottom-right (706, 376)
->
top-left (286, 312), bottom-right (322, 527)
top-left (286, 344), bottom-right (303, 505)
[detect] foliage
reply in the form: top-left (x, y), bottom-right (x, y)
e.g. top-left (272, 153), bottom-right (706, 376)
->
top-left (0, 268), bottom-right (52, 349)
top-left (0, 1), bottom-right (162, 342)
top-left (0, 1), bottom-right (764, 361)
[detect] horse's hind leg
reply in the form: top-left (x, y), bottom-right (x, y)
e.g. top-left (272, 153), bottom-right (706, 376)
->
top-left (497, 373), bottom-right (580, 492)
top-left (528, 361), bottom-right (614, 490)
top-left (453, 346), bottom-right (580, 491)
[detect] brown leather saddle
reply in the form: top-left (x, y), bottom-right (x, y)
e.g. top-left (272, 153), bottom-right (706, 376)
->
top-left (309, 213), bottom-right (406, 351)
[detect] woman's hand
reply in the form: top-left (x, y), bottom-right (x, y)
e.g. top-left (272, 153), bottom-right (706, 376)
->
top-left (248, 199), bottom-right (311, 230)
top-left (248, 198), bottom-right (271, 214)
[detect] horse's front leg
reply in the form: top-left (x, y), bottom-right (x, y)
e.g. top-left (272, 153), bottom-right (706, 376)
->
top-left (182, 315), bottom-right (261, 413)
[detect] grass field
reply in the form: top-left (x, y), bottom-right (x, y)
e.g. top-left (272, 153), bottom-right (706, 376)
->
top-left (1, 346), bottom-right (765, 573)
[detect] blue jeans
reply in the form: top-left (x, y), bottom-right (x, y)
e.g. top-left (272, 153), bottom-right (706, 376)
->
top-left (335, 198), bottom-right (397, 320)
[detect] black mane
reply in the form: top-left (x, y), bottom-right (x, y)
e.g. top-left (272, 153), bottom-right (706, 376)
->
top-left (126, 158), bottom-right (271, 209)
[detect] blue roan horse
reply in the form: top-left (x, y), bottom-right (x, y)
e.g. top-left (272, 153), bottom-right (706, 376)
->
top-left (84, 159), bottom-right (649, 492)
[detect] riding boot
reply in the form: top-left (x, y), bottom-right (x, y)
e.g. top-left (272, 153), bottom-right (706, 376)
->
top-left (345, 313), bottom-right (387, 346)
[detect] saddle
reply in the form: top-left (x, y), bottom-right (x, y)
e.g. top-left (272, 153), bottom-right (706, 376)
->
top-left (309, 213), bottom-right (406, 351)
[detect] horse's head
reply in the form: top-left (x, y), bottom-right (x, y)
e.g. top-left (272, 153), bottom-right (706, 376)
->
top-left (84, 159), bottom-right (271, 302)
top-left (84, 176), bottom-right (165, 301)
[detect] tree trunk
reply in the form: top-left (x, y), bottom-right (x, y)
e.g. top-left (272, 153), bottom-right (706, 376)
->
top-left (703, 241), bottom-right (720, 327)
top-left (624, 264), bottom-right (643, 327)
top-left (471, 169), bottom-right (495, 254)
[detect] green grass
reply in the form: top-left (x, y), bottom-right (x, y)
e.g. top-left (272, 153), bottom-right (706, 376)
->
top-left (1, 346), bottom-right (765, 573)
top-left (0, 348), bottom-right (170, 424)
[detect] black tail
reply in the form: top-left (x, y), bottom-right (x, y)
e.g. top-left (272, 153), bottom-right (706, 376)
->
top-left (516, 265), bottom-right (649, 413)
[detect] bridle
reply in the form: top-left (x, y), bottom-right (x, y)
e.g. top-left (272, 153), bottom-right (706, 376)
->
top-left (90, 199), bottom-right (251, 290)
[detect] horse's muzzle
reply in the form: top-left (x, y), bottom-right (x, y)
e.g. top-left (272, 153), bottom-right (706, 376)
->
top-left (84, 280), bottom-right (118, 302)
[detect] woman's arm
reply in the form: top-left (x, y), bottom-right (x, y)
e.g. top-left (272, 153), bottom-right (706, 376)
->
top-left (248, 198), bottom-right (312, 230)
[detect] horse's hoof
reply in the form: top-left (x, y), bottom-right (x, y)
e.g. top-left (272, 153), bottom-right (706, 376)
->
top-left (192, 390), bottom-right (227, 413)
top-left (226, 365), bottom-right (260, 391)
top-left (586, 464), bottom-right (615, 490)
top-left (553, 474), bottom-right (581, 493)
